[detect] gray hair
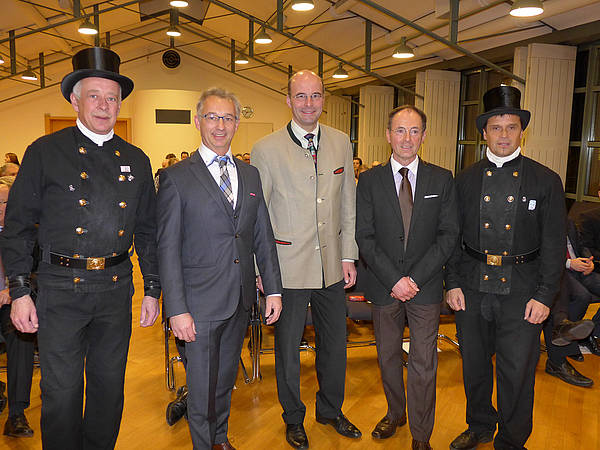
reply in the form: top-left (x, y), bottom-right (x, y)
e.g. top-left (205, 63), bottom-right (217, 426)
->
top-left (387, 105), bottom-right (427, 132)
top-left (72, 78), bottom-right (122, 100)
top-left (196, 87), bottom-right (241, 120)
top-left (0, 163), bottom-right (19, 177)
top-left (0, 175), bottom-right (15, 188)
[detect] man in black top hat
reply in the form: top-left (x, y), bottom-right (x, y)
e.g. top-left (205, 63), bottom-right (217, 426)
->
top-left (445, 85), bottom-right (566, 450)
top-left (0, 47), bottom-right (160, 450)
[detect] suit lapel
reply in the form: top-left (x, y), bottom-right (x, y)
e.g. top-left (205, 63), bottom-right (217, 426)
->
top-left (188, 151), bottom-right (234, 218)
top-left (410, 160), bottom-right (431, 236)
top-left (377, 162), bottom-right (404, 226)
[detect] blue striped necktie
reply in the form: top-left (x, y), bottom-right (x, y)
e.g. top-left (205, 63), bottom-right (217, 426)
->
top-left (217, 156), bottom-right (234, 207)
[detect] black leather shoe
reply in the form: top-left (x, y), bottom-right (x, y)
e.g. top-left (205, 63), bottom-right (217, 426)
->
top-left (450, 429), bottom-right (494, 449)
top-left (371, 415), bottom-right (407, 439)
top-left (316, 414), bottom-right (361, 438)
top-left (166, 385), bottom-right (188, 426)
top-left (285, 423), bottom-right (309, 449)
top-left (412, 439), bottom-right (432, 450)
top-left (0, 381), bottom-right (6, 415)
top-left (579, 335), bottom-right (600, 356)
top-left (567, 352), bottom-right (584, 362)
top-left (545, 359), bottom-right (593, 387)
top-left (552, 319), bottom-right (594, 346)
top-left (3, 414), bottom-right (34, 438)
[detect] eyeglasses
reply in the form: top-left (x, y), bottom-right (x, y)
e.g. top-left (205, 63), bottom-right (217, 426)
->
top-left (292, 93), bottom-right (323, 101)
top-left (391, 127), bottom-right (422, 137)
top-left (201, 113), bottom-right (238, 123)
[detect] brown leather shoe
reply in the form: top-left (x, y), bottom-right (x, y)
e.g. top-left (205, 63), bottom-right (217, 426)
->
top-left (371, 415), bottom-right (407, 439)
top-left (552, 319), bottom-right (594, 346)
top-left (315, 413), bottom-right (361, 438)
top-left (3, 414), bottom-right (34, 438)
top-left (213, 440), bottom-right (236, 450)
top-left (545, 359), bottom-right (593, 387)
top-left (412, 439), bottom-right (432, 449)
top-left (450, 429), bottom-right (494, 449)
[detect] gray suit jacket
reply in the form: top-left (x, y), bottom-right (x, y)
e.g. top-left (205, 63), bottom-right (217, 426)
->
top-left (356, 159), bottom-right (459, 305)
top-left (157, 151), bottom-right (282, 321)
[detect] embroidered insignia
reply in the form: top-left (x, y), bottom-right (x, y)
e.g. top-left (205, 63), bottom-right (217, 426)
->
top-left (120, 165), bottom-right (131, 172)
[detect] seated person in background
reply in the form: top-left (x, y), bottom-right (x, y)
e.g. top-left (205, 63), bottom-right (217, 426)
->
top-left (576, 200), bottom-right (600, 348)
top-left (4, 153), bottom-right (19, 165)
top-left (0, 175), bottom-right (36, 437)
top-left (0, 163), bottom-right (19, 177)
top-left (352, 157), bottom-right (366, 183)
top-left (371, 160), bottom-right (381, 168)
top-left (180, 151), bottom-right (189, 160)
top-left (242, 152), bottom-right (251, 164)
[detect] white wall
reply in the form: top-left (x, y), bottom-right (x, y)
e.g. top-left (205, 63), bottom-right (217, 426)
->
top-left (0, 51), bottom-right (292, 171)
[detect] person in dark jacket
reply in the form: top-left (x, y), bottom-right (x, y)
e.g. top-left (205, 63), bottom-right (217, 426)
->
top-left (445, 86), bottom-right (566, 450)
top-left (0, 47), bottom-right (161, 450)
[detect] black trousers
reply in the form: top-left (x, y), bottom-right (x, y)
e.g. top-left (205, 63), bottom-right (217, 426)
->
top-left (372, 300), bottom-right (440, 442)
top-left (274, 280), bottom-right (347, 425)
top-left (0, 304), bottom-right (35, 416)
top-left (185, 299), bottom-right (249, 449)
top-left (455, 288), bottom-right (542, 450)
top-left (36, 283), bottom-right (133, 450)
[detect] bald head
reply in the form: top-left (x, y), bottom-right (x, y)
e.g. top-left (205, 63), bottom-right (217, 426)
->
top-left (287, 70), bottom-right (324, 95)
top-left (286, 70), bottom-right (325, 132)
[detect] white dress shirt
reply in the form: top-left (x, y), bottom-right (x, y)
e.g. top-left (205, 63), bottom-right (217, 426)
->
top-left (390, 155), bottom-right (419, 201)
top-left (198, 144), bottom-right (239, 209)
top-left (76, 118), bottom-right (114, 146)
top-left (290, 119), bottom-right (320, 149)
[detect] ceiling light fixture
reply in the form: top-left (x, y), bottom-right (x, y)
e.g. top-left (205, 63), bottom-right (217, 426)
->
top-left (169, 0), bottom-right (189, 7)
top-left (254, 27), bottom-right (272, 44)
top-left (392, 37), bottom-right (414, 59)
top-left (21, 65), bottom-right (37, 81)
top-left (291, 0), bottom-right (315, 11)
top-left (510, 0), bottom-right (544, 17)
top-left (235, 54), bottom-right (249, 64)
top-left (78, 18), bottom-right (98, 35)
top-left (332, 63), bottom-right (349, 79)
top-left (166, 25), bottom-right (181, 37)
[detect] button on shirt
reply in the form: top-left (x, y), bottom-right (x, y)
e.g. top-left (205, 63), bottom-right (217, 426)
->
top-left (290, 119), bottom-right (319, 150)
top-left (390, 155), bottom-right (419, 200)
top-left (199, 144), bottom-right (239, 209)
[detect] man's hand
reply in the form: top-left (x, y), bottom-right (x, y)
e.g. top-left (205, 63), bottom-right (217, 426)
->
top-left (446, 287), bottom-right (466, 311)
top-left (0, 288), bottom-right (11, 306)
top-left (264, 295), bottom-right (282, 325)
top-left (390, 276), bottom-right (419, 302)
top-left (342, 261), bottom-right (357, 289)
top-left (170, 313), bottom-right (196, 342)
top-left (524, 298), bottom-right (550, 324)
top-left (139, 296), bottom-right (160, 327)
top-left (10, 295), bottom-right (38, 333)
top-left (256, 275), bottom-right (264, 294)
top-left (570, 257), bottom-right (594, 275)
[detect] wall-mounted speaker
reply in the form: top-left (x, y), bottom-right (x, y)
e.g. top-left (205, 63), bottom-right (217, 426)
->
top-left (162, 50), bottom-right (181, 69)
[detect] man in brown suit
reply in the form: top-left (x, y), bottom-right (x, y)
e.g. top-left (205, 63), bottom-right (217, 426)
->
top-left (251, 70), bottom-right (359, 449)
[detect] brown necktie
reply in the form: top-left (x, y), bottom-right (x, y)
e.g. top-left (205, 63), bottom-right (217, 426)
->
top-left (398, 167), bottom-right (413, 247)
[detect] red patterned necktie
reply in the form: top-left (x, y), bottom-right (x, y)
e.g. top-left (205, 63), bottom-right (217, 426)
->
top-left (305, 133), bottom-right (317, 166)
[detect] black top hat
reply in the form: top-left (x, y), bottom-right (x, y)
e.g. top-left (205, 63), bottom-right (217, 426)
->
top-left (60, 47), bottom-right (134, 102)
top-left (476, 85), bottom-right (530, 134)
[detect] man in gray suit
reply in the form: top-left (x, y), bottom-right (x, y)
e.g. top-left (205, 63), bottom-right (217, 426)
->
top-left (157, 87), bottom-right (283, 450)
top-left (356, 105), bottom-right (459, 450)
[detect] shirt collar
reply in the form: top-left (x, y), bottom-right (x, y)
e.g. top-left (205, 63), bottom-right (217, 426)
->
top-left (199, 143), bottom-right (234, 167)
top-left (290, 119), bottom-right (319, 144)
top-left (390, 154), bottom-right (419, 176)
top-left (486, 146), bottom-right (521, 168)
top-left (76, 118), bottom-right (114, 147)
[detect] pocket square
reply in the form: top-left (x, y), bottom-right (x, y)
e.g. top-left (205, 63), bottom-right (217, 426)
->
top-left (423, 194), bottom-right (439, 199)
top-left (249, 192), bottom-right (256, 197)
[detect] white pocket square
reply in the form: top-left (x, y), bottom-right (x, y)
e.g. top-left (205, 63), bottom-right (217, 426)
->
top-left (423, 194), bottom-right (439, 199)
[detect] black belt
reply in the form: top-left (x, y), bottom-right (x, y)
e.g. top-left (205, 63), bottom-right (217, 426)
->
top-left (49, 251), bottom-right (129, 270)
top-left (464, 244), bottom-right (539, 266)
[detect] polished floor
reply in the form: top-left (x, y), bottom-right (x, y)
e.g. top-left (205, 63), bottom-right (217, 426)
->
top-left (1, 272), bottom-right (599, 449)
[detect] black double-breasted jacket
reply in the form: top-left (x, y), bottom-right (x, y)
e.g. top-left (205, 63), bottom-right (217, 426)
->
top-left (445, 154), bottom-right (566, 307)
top-left (0, 126), bottom-right (160, 299)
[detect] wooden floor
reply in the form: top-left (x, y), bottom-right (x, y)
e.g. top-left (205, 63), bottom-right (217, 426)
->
top-left (1, 268), bottom-right (599, 449)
